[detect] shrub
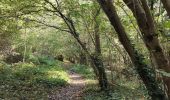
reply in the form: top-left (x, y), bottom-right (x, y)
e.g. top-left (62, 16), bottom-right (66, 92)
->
top-left (38, 55), bottom-right (56, 65)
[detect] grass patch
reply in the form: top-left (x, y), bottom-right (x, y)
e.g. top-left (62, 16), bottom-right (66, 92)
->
top-left (0, 61), bottom-right (69, 99)
top-left (70, 64), bottom-right (95, 79)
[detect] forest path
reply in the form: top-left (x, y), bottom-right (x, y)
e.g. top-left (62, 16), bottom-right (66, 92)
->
top-left (48, 62), bottom-right (86, 100)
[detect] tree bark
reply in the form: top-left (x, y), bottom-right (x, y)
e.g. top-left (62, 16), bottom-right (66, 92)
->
top-left (91, 53), bottom-right (108, 90)
top-left (94, 15), bottom-right (101, 54)
top-left (123, 0), bottom-right (170, 98)
top-left (161, 0), bottom-right (170, 18)
top-left (93, 7), bottom-right (108, 90)
top-left (97, 0), bottom-right (167, 99)
top-left (79, 52), bottom-right (87, 65)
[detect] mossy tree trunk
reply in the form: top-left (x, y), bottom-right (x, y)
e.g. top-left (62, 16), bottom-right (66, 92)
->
top-left (97, 0), bottom-right (167, 99)
top-left (91, 54), bottom-right (108, 90)
top-left (123, 0), bottom-right (170, 98)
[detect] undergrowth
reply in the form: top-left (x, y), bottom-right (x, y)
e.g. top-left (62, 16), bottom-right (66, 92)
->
top-left (82, 84), bottom-right (149, 100)
top-left (70, 64), bottom-right (149, 100)
top-left (0, 59), bottom-right (69, 99)
top-left (70, 64), bottom-right (95, 79)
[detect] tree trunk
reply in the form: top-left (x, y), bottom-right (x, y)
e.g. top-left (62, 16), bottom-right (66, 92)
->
top-left (93, 7), bottom-right (108, 90)
top-left (161, 0), bottom-right (170, 18)
top-left (79, 43), bottom-right (87, 65)
top-left (97, 0), bottom-right (167, 99)
top-left (79, 52), bottom-right (87, 65)
top-left (94, 16), bottom-right (101, 54)
top-left (91, 54), bottom-right (108, 90)
top-left (123, 0), bottom-right (170, 98)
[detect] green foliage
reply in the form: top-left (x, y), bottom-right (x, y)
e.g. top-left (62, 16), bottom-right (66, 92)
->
top-left (27, 54), bottom-right (40, 64)
top-left (83, 84), bottom-right (148, 100)
top-left (0, 0), bottom-right (170, 99)
top-left (70, 64), bottom-right (95, 79)
top-left (37, 55), bottom-right (56, 65)
top-left (27, 54), bottom-right (59, 65)
top-left (0, 61), bottom-right (69, 99)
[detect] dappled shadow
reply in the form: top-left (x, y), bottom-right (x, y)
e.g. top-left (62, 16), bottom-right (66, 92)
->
top-left (0, 62), bottom-right (69, 99)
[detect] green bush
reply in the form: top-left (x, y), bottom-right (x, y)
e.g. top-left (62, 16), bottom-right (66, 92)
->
top-left (70, 64), bottom-right (95, 79)
top-left (38, 55), bottom-right (56, 65)
top-left (27, 55), bottom-right (57, 66)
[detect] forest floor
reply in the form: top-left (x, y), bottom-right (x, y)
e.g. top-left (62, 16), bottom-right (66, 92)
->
top-left (48, 62), bottom-right (148, 100)
top-left (0, 60), bottom-right (147, 100)
top-left (48, 62), bottom-right (86, 100)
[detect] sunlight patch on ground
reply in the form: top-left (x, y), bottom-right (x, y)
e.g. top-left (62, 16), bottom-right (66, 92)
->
top-left (68, 73), bottom-right (86, 86)
top-left (47, 70), bottom-right (69, 81)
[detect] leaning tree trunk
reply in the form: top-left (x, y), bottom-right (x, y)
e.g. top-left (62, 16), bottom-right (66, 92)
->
top-left (97, 0), bottom-right (167, 99)
top-left (123, 0), bottom-right (170, 98)
top-left (161, 0), bottom-right (170, 18)
top-left (43, 0), bottom-right (108, 91)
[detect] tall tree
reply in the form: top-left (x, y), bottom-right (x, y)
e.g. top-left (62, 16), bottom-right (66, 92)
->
top-left (43, 0), bottom-right (108, 90)
top-left (123, 0), bottom-right (170, 97)
top-left (97, 0), bottom-right (167, 99)
top-left (93, 5), bottom-right (108, 90)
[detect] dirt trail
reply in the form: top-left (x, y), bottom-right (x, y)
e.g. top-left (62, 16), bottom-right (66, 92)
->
top-left (48, 63), bottom-right (86, 100)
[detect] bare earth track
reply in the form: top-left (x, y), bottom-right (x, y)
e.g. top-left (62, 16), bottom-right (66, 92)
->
top-left (48, 69), bottom-right (86, 100)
